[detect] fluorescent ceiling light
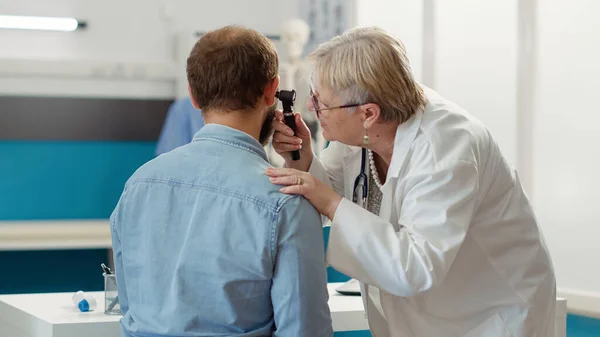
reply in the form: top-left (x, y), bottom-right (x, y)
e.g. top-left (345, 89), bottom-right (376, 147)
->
top-left (0, 15), bottom-right (85, 32)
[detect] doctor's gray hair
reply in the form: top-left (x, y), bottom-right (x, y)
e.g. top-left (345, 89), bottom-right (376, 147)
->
top-left (308, 27), bottom-right (425, 124)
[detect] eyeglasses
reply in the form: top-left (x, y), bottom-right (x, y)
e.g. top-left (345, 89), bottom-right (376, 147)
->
top-left (310, 89), bottom-right (363, 117)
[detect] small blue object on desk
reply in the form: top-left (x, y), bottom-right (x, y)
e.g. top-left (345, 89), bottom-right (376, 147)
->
top-left (71, 290), bottom-right (97, 312)
top-left (78, 299), bottom-right (91, 312)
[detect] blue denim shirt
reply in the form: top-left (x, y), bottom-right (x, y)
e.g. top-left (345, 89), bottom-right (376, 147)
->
top-left (110, 124), bottom-right (332, 337)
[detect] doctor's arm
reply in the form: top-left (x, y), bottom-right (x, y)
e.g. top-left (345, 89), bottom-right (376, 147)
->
top-left (327, 160), bottom-right (479, 297)
top-left (270, 196), bottom-right (333, 337)
top-left (308, 141), bottom-right (348, 197)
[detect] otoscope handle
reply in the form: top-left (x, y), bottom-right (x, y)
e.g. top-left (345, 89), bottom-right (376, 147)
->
top-left (283, 112), bottom-right (300, 161)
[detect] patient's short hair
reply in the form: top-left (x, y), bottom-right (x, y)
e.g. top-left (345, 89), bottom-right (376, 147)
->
top-left (186, 25), bottom-right (279, 113)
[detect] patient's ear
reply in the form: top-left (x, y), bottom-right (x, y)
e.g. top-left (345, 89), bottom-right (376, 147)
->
top-left (187, 85), bottom-right (201, 109)
top-left (264, 76), bottom-right (280, 106)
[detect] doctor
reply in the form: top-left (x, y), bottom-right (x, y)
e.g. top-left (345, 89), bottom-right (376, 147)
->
top-left (265, 27), bottom-right (557, 337)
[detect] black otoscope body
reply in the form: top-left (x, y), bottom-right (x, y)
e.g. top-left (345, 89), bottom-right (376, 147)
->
top-left (275, 90), bottom-right (300, 161)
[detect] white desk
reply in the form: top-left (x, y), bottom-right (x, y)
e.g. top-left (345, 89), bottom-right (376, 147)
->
top-left (0, 283), bottom-right (567, 337)
top-left (0, 283), bottom-right (366, 337)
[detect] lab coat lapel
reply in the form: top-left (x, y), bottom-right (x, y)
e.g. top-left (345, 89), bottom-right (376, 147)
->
top-left (378, 179), bottom-right (396, 223)
top-left (379, 109), bottom-right (424, 224)
top-left (343, 147), bottom-right (363, 200)
top-left (387, 109), bottom-right (423, 180)
top-left (340, 108), bottom-right (423, 222)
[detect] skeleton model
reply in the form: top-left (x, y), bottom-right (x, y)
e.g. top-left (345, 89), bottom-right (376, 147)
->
top-left (267, 18), bottom-right (328, 166)
top-left (278, 18), bottom-right (326, 154)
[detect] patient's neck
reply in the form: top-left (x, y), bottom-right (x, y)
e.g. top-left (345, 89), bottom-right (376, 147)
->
top-left (203, 109), bottom-right (262, 142)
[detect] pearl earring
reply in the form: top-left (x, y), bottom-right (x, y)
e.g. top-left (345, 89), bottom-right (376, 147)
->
top-left (363, 130), bottom-right (369, 145)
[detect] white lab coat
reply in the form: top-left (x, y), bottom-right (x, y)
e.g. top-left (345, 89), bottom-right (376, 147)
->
top-left (309, 87), bottom-right (557, 337)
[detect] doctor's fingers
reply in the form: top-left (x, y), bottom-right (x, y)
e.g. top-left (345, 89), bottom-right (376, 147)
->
top-left (273, 110), bottom-right (284, 121)
top-left (271, 113), bottom-right (311, 139)
top-left (273, 142), bottom-right (303, 153)
top-left (279, 183), bottom-right (310, 196)
top-left (268, 174), bottom-right (310, 187)
top-left (270, 172), bottom-right (317, 196)
top-left (271, 117), bottom-right (295, 135)
top-left (264, 167), bottom-right (302, 177)
top-left (273, 131), bottom-right (302, 145)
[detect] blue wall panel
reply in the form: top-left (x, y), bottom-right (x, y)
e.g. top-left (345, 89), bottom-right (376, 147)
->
top-left (0, 141), bottom-right (156, 220)
top-left (568, 314), bottom-right (600, 337)
top-left (0, 249), bottom-right (107, 294)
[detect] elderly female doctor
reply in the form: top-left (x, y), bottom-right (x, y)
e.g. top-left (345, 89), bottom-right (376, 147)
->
top-left (265, 27), bottom-right (557, 337)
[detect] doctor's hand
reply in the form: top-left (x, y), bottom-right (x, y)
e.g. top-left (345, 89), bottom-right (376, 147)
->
top-left (271, 110), bottom-right (313, 172)
top-left (265, 167), bottom-right (342, 220)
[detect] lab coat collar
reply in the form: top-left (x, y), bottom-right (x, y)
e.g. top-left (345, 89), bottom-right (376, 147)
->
top-left (388, 108), bottom-right (423, 179)
top-left (340, 106), bottom-right (424, 195)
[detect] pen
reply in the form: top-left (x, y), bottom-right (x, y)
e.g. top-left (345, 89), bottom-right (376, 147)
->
top-left (107, 295), bottom-right (119, 311)
top-left (101, 263), bottom-right (112, 275)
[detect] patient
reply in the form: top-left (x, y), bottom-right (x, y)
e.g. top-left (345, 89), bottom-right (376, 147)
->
top-left (110, 26), bottom-right (332, 337)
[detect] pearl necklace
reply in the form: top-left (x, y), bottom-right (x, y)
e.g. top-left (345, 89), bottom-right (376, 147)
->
top-left (367, 149), bottom-right (384, 190)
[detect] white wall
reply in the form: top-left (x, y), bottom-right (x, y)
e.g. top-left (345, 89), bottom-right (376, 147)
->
top-left (0, 0), bottom-right (292, 62)
top-left (353, 0), bottom-right (424, 83)
top-left (0, 0), bottom-right (169, 62)
top-left (352, 0), bottom-right (518, 166)
top-left (0, 0), bottom-right (298, 98)
top-left (434, 0), bottom-right (518, 167)
top-left (534, 0), bottom-right (600, 307)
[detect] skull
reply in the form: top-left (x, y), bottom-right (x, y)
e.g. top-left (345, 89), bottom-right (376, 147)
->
top-left (281, 18), bottom-right (310, 61)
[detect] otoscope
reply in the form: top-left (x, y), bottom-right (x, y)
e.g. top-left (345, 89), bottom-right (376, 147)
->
top-left (275, 89), bottom-right (300, 161)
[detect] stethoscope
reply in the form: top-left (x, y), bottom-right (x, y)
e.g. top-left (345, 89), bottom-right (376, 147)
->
top-left (352, 148), bottom-right (369, 208)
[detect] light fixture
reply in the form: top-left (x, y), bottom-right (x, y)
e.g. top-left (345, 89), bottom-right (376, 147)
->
top-left (0, 15), bottom-right (87, 32)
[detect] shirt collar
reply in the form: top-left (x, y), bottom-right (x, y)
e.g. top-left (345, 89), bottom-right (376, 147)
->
top-left (192, 123), bottom-right (268, 161)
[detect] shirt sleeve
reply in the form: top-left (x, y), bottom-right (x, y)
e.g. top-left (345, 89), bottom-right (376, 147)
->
top-left (271, 196), bottom-right (333, 337)
top-left (327, 160), bottom-right (479, 297)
